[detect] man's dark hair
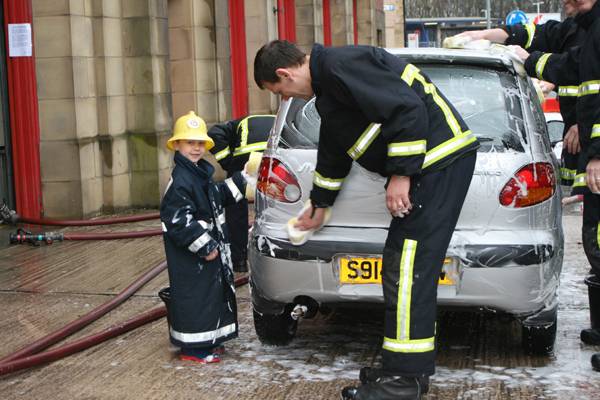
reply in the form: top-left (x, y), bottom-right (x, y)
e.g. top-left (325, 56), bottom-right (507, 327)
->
top-left (253, 40), bottom-right (306, 89)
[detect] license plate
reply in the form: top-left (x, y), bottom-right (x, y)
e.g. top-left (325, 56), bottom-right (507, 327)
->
top-left (339, 257), bottom-right (455, 285)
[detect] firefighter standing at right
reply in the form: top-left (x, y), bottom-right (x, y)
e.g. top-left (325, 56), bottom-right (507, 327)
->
top-left (515, 0), bottom-right (600, 371)
top-left (454, 0), bottom-right (584, 187)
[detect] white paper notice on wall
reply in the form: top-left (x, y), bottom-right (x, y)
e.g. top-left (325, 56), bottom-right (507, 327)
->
top-left (8, 23), bottom-right (32, 57)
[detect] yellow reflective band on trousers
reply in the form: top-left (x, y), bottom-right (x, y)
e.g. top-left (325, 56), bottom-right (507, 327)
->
top-left (422, 131), bottom-right (476, 169)
top-left (388, 140), bottom-right (427, 157)
top-left (313, 171), bottom-right (344, 191)
top-left (232, 141), bottom-right (267, 156)
top-left (347, 123), bottom-right (381, 160)
top-left (381, 239), bottom-right (434, 354)
top-left (592, 124), bottom-right (600, 139)
top-left (215, 147), bottom-right (230, 161)
top-left (558, 86), bottom-right (579, 97)
top-left (573, 173), bottom-right (587, 188)
top-left (400, 64), bottom-right (463, 137)
top-left (524, 23), bottom-right (536, 49)
top-left (560, 167), bottom-right (576, 181)
top-left (579, 80), bottom-right (600, 96)
top-left (597, 222), bottom-right (600, 250)
top-left (535, 53), bottom-right (551, 81)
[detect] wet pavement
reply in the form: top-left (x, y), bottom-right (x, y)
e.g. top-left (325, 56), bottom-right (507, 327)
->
top-left (1, 208), bottom-right (599, 399)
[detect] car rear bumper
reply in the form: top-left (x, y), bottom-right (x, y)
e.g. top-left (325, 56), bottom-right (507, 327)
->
top-left (248, 226), bottom-right (562, 317)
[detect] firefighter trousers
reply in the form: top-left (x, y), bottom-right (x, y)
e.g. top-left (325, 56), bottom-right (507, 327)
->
top-left (583, 193), bottom-right (600, 279)
top-left (381, 152), bottom-right (476, 377)
top-left (225, 198), bottom-right (249, 266)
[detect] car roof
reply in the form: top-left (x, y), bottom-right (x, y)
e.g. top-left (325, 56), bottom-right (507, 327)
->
top-left (385, 47), bottom-right (519, 73)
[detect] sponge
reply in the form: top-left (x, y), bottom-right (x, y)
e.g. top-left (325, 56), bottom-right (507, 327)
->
top-left (286, 201), bottom-right (332, 246)
top-left (243, 152), bottom-right (263, 202)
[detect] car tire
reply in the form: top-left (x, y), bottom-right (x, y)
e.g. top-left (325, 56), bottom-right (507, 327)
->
top-left (253, 306), bottom-right (298, 346)
top-left (521, 315), bottom-right (557, 355)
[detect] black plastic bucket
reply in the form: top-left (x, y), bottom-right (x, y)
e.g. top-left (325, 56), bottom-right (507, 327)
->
top-left (585, 275), bottom-right (600, 329)
top-left (158, 287), bottom-right (171, 327)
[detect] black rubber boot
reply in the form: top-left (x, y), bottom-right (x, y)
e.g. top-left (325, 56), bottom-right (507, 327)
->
top-left (359, 367), bottom-right (429, 394)
top-left (341, 376), bottom-right (422, 400)
top-left (581, 328), bottom-right (600, 345)
top-left (592, 353), bottom-right (600, 372)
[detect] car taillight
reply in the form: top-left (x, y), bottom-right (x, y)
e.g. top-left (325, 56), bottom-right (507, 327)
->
top-left (257, 156), bottom-right (302, 203)
top-left (499, 162), bottom-right (555, 207)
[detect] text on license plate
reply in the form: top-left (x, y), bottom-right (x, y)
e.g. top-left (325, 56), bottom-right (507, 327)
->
top-left (339, 257), bottom-right (455, 285)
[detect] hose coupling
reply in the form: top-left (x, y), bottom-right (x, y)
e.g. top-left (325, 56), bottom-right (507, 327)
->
top-left (9, 228), bottom-right (64, 245)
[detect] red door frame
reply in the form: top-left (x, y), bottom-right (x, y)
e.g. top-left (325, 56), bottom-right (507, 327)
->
top-left (228, 0), bottom-right (248, 119)
top-left (352, 0), bottom-right (358, 45)
top-left (277, 0), bottom-right (296, 42)
top-left (3, 0), bottom-right (42, 218)
top-left (322, 0), bottom-right (331, 46)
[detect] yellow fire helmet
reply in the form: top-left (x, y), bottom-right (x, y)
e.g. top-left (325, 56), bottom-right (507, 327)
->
top-left (167, 111), bottom-right (215, 151)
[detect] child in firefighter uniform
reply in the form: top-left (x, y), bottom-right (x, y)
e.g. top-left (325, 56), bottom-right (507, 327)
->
top-left (160, 111), bottom-right (247, 363)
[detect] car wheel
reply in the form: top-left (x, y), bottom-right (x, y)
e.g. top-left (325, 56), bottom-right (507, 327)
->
top-left (253, 306), bottom-right (298, 346)
top-left (521, 315), bottom-right (557, 355)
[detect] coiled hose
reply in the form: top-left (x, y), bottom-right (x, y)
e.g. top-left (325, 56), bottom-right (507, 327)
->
top-left (0, 274), bottom-right (249, 376)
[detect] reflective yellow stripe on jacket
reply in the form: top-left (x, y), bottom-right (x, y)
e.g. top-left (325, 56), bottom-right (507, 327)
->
top-left (524, 23), bottom-right (536, 49)
top-left (387, 140), bottom-right (427, 157)
top-left (573, 173), bottom-right (587, 188)
top-left (579, 80), bottom-right (600, 97)
top-left (313, 171), bottom-right (344, 191)
top-left (215, 147), bottom-right (231, 161)
top-left (347, 123), bottom-right (381, 160)
top-left (535, 53), bottom-right (551, 81)
top-left (561, 167), bottom-right (576, 181)
top-left (558, 86), bottom-right (579, 97)
top-left (232, 115), bottom-right (273, 157)
top-left (592, 124), bottom-right (600, 139)
top-left (400, 64), bottom-right (463, 137)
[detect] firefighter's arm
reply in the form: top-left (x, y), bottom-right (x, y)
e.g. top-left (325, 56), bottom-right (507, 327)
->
top-left (216, 171), bottom-right (247, 207)
top-left (207, 118), bottom-right (242, 171)
top-left (524, 48), bottom-right (581, 86)
top-left (584, 28), bottom-right (600, 192)
top-left (504, 23), bottom-right (537, 48)
top-left (160, 186), bottom-right (218, 257)
top-left (309, 125), bottom-right (353, 207)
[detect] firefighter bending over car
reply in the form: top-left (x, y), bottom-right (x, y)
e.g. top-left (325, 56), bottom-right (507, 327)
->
top-left (207, 115), bottom-right (275, 272)
top-left (254, 40), bottom-right (479, 399)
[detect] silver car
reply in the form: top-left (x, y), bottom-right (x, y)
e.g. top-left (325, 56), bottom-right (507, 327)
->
top-left (249, 47), bottom-right (563, 355)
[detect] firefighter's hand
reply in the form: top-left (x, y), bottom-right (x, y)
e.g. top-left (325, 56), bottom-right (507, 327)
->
top-left (586, 159), bottom-right (600, 194)
top-left (205, 249), bottom-right (219, 261)
top-left (507, 45), bottom-right (529, 61)
top-left (564, 125), bottom-right (581, 154)
top-left (386, 175), bottom-right (412, 217)
top-left (294, 206), bottom-right (326, 231)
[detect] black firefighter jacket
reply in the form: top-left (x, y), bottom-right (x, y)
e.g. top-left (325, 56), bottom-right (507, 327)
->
top-left (505, 18), bottom-right (586, 185)
top-left (160, 151), bottom-right (246, 348)
top-left (524, 1), bottom-right (600, 195)
top-left (208, 115), bottom-right (275, 176)
top-left (308, 43), bottom-right (479, 206)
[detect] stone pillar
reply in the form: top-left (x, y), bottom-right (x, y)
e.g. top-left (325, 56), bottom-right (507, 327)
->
top-left (295, 0), bottom-right (318, 53)
top-left (330, 0), bottom-right (354, 46)
top-left (356, 0), bottom-right (385, 46)
top-left (384, 0), bottom-right (404, 48)
top-left (34, 0), bottom-right (96, 217)
top-left (122, 0), bottom-right (171, 206)
top-left (245, 0), bottom-right (274, 114)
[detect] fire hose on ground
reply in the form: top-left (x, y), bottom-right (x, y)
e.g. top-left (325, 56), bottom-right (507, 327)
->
top-left (0, 266), bottom-right (249, 376)
top-left (9, 228), bottom-right (163, 245)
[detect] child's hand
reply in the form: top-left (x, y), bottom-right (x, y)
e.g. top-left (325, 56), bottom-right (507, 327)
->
top-left (205, 249), bottom-right (219, 261)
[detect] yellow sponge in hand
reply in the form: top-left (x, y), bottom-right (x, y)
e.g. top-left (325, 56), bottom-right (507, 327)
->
top-left (286, 201), bottom-right (332, 246)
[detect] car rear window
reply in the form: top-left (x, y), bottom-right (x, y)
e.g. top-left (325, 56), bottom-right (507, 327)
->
top-left (279, 64), bottom-right (525, 152)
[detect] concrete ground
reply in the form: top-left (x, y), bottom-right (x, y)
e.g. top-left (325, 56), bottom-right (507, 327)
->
top-left (0, 209), bottom-right (599, 399)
